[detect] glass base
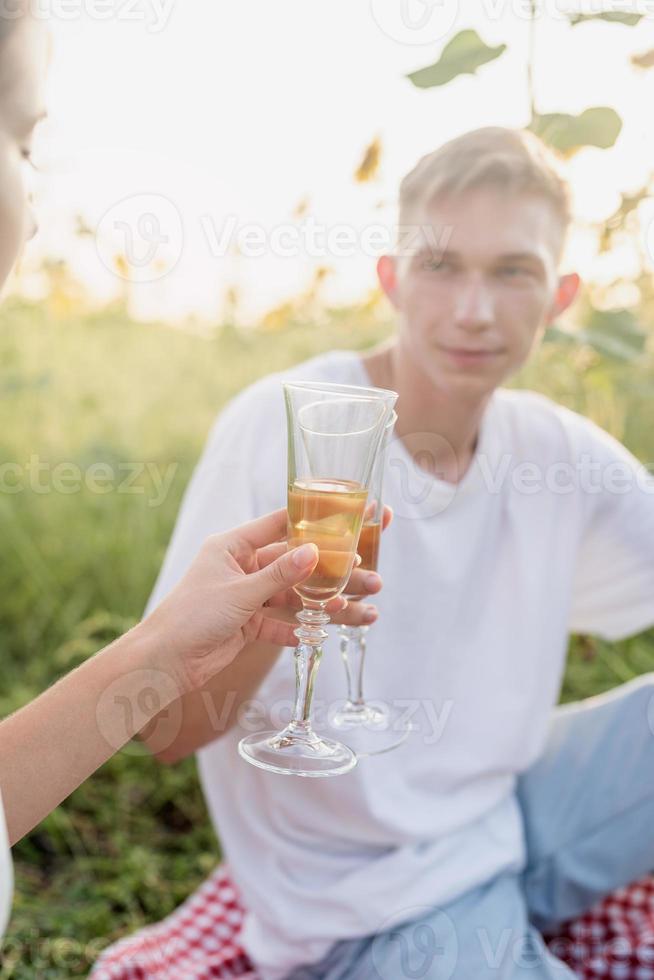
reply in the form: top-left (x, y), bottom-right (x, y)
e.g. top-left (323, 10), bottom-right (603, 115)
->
top-left (328, 702), bottom-right (414, 758)
top-left (238, 727), bottom-right (358, 777)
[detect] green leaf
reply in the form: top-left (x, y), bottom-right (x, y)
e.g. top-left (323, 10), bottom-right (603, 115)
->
top-left (545, 309), bottom-right (647, 361)
top-left (407, 30), bottom-right (507, 89)
top-left (569, 12), bottom-right (643, 26)
top-left (542, 323), bottom-right (577, 346)
top-left (579, 308), bottom-right (646, 362)
top-left (528, 107), bottom-right (622, 155)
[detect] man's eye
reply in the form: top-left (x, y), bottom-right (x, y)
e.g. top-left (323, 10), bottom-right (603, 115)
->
top-left (498, 265), bottom-right (530, 278)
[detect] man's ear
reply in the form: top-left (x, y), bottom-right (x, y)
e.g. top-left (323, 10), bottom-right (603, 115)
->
top-left (548, 272), bottom-right (580, 322)
top-left (377, 255), bottom-right (400, 309)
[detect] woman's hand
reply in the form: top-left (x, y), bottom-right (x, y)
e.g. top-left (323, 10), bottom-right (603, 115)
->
top-left (140, 507), bottom-right (390, 696)
top-left (260, 503), bottom-right (392, 625)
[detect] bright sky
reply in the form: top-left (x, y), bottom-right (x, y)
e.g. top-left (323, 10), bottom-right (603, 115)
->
top-left (15, 0), bottom-right (654, 323)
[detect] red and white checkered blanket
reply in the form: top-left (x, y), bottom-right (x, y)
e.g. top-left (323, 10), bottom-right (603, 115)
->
top-left (91, 866), bottom-right (654, 979)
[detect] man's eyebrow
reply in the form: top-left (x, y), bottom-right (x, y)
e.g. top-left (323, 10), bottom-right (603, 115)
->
top-left (411, 247), bottom-right (547, 268)
top-left (496, 251), bottom-right (544, 264)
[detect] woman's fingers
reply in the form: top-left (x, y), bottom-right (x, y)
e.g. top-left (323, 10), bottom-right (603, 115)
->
top-left (256, 614), bottom-right (301, 648)
top-left (246, 513), bottom-right (384, 626)
top-left (233, 542), bottom-right (318, 609)
top-left (264, 566), bottom-right (381, 612)
top-left (255, 540), bottom-right (288, 570)
top-left (258, 542), bottom-right (363, 569)
top-left (227, 509), bottom-right (288, 554)
top-left (260, 598), bottom-right (378, 634)
top-left (382, 504), bottom-right (393, 531)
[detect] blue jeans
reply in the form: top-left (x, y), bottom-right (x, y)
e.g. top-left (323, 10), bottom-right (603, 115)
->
top-left (286, 675), bottom-right (654, 979)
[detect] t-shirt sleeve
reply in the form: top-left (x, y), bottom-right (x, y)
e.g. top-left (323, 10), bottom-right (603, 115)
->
top-left (145, 381), bottom-right (282, 615)
top-left (568, 417), bottom-right (654, 641)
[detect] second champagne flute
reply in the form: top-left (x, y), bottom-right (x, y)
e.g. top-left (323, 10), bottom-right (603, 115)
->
top-left (238, 380), bottom-right (397, 777)
top-left (330, 411), bottom-right (413, 756)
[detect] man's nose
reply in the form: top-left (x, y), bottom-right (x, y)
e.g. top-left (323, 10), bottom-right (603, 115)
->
top-left (454, 276), bottom-right (494, 330)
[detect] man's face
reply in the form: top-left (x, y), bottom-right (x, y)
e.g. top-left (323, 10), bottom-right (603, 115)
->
top-left (0, 18), bottom-right (48, 293)
top-left (385, 186), bottom-right (576, 397)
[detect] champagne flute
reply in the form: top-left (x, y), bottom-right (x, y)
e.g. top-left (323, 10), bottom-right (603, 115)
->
top-left (329, 411), bottom-right (412, 756)
top-left (239, 380), bottom-right (397, 777)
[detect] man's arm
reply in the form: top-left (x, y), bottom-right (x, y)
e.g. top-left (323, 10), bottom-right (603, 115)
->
top-left (139, 636), bottom-right (283, 763)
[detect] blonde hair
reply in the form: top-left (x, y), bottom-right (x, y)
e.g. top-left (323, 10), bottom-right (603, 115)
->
top-left (399, 127), bottom-right (572, 243)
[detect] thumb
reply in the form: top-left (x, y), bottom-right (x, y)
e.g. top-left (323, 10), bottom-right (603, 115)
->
top-left (237, 543), bottom-right (319, 608)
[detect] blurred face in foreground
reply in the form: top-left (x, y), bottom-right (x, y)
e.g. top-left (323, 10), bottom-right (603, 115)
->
top-left (378, 186), bottom-right (579, 400)
top-left (0, 16), bottom-right (48, 293)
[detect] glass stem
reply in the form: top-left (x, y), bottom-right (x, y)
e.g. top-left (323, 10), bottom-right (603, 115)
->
top-left (287, 606), bottom-right (330, 736)
top-left (339, 624), bottom-right (370, 709)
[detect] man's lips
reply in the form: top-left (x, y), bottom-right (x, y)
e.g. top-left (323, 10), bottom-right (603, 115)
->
top-left (436, 343), bottom-right (504, 358)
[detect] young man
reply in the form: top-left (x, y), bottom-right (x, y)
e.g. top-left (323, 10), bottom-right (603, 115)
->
top-left (141, 127), bottom-right (654, 978)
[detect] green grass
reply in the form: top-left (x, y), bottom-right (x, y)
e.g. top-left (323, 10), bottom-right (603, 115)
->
top-left (0, 297), bottom-right (653, 976)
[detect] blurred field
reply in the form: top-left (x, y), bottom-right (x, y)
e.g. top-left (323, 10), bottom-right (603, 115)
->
top-left (1, 296), bottom-right (654, 977)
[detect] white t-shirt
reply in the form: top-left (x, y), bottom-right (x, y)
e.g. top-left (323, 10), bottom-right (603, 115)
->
top-left (148, 349), bottom-right (654, 979)
top-left (0, 793), bottom-right (13, 940)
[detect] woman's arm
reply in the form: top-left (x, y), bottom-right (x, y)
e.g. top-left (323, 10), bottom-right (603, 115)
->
top-left (0, 626), bottom-right (182, 845)
top-left (0, 509), bottom-right (329, 845)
